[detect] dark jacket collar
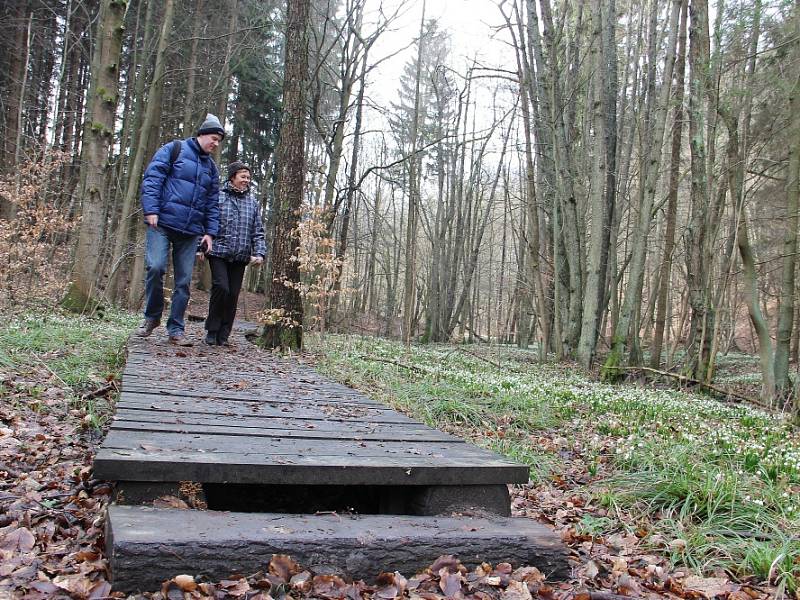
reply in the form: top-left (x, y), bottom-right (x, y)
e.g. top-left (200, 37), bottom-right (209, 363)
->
top-left (223, 180), bottom-right (249, 196)
top-left (188, 137), bottom-right (207, 155)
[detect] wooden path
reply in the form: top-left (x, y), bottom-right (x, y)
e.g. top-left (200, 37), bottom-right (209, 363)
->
top-left (95, 324), bottom-right (569, 592)
top-left (94, 326), bottom-right (529, 495)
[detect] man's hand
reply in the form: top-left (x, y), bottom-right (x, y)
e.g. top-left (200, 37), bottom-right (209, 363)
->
top-left (200, 234), bottom-right (213, 254)
top-left (145, 214), bottom-right (158, 228)
top-left (196, 252), bottom-right (205, 262)
top-left (250, 256), bottom-right (264, 266)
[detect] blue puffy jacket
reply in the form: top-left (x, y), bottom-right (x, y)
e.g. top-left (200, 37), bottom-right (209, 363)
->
top-left (140, 138), bottom-right (220, 237)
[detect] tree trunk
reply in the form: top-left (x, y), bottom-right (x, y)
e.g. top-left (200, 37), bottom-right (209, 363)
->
top-left (602, 0), bottom-right (681, 378)
top-left (684, 0), bottom-right (714, 382)
top-left (577, 0), bottom-right (609, 367)
top-left (776, 0), bottom-right (800, 403)
top-left (107, 0), bottom-right (161, 302)
top-left (63, 0), bottom-right (128, 312)
top-left (329, 43), bottom-right (369, 321)
top-left (402, 0), bottom-right (427, 344)
top-left (126, 0), bottom-right (175, 308)
top-left (260, 0), bottom-right (311, 351)
top-left (651, 0), bottom-right (688, 368)
top-left (182, 0), bottom-right (204, 137)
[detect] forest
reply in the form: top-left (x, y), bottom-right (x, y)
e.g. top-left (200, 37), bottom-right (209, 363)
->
top-left (1, 0), bottom-right (799, 407)
top-left (2, 0), bottom-right (800, 597)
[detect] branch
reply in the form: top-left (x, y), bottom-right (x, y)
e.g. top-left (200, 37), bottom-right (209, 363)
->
top-left (358, 356), bottom-right (426, 374)
top-left (614, 366), bottom-right (752, 404)
top-left (169, 24), bottom-right (272, 46)
top-left (351, 134), bottom-right (456, 191)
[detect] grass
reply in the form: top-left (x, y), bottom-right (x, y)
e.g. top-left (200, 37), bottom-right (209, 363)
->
top-left (308, 333), bottom-right (800, 591)
top-left (0, 309), bottom-right (138, 424)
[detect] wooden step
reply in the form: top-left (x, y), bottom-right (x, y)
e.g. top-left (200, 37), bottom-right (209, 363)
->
top-left (107, 506), bottom-right (571, 593)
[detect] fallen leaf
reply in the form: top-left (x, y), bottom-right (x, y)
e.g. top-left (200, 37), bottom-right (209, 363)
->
top-left (269, 554), bottom-right (301, 582)
top-left (430, 555), bottom-right (462, 574)
top-left (53, 573), bottom-right (94, 597)
top-left (173, 574), bottom-right (197, 592)
top-left (290, 570), bottom-right (312, 593)
top-left (511, 566), bottom-right (544, 584)
top-left (0, 526), bottom-right (35, 552)
top-left (439, 570), bottom-right (463, 597)
top-left (153, 495), bottom-right (189, 509)
top-left (683, 575), bottom-right (732, 599)
top-left (500, 580), bottom-right (532, 600)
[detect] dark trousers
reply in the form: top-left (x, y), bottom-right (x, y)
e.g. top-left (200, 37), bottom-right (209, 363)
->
top-left (206, 257), bottom-right (247, 342)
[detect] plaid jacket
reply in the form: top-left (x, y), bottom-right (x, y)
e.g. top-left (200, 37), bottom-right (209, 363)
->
top-left (207, 182), bottom-right (267, 262)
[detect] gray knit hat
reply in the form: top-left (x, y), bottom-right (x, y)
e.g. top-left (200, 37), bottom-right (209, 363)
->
top-left (196, 113), bottom-right (225, 138)
top-left (227, 160), bottom-right (251, 181)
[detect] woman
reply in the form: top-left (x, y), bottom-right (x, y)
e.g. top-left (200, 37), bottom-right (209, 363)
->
top-left (201, 161), bottom-right (266, 346)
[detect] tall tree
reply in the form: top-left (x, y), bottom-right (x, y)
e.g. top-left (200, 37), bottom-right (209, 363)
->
top-left (776, 0), bottom-right (800, 403)
top-left (602, 0), bottom-right (682, 376)
top-left (107, 0), bottom-right (169, 303)
top-left (684, 0), bottom-right (714, 382)
top-left (401, 1), bottom-right (427, 344)
top-left (650, 0), bottom-right (688, 369)
top-left (260, 0), bottom-right (311, 350)
top-left (63, 0), bottom-right (128, 311)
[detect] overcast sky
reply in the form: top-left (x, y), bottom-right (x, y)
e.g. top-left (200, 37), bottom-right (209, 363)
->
top-left (361, 0), bottom-right (513, 102)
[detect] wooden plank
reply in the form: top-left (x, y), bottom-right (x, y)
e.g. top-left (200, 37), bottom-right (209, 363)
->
top-left (119, 382), bottom-right (385, 407)
top-left (116, 395), bottom-right (416, 423)
top-left (93, 448), bottom-right (529, 485)
top-left (111, 407), bottom-right (421, 431)
top-left (100, 430), bottom-right (501, 461)
top-left (111, 409), bottom-right (452, 432)
top-left (109, 416), bottom-right (462, 443)
top-left (107, 506), bottom-right (569, 593)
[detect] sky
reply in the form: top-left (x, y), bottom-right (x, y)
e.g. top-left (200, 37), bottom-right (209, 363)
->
top-left (361, 0), bottom-right (515, 107)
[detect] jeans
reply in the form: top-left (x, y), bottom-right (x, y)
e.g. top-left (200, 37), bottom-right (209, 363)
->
top-left (143, 225), bottom-right (199, 336)
top-left (205, 256), bottom-right (247, 343)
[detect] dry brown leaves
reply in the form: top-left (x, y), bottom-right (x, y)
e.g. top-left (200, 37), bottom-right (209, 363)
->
top-left (0, 379), bottom-right (115, 599)
top-left (0, 152), bottom-right (77, 311)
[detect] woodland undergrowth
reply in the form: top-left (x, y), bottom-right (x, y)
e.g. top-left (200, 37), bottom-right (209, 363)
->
top-left (2, 313), bottom-right (799, 598)
top-left (311, 334), bottom-right (800, 597)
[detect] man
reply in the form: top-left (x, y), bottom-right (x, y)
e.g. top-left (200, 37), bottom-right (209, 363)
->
top-left (199, 161), bottom-right (266, 346)
top-left (136, 113), bottom-right (224, 345)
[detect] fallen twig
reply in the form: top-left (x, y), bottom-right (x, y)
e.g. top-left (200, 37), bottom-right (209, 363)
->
top-left (81, 380), bottom-right (119, 401)
top-left (455, 346), bottom-right (522, 373)
top-left (616, 366), bottom-right (752, 404)
top-left (587, 593), bottom-right (640, 600)
top-left (359, 356), bottom-right (427, 374)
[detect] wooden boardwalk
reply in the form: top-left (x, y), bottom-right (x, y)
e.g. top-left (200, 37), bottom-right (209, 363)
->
top-left (94, 325), bottom-right (529, 494)
top-left (96, 325), bottom-right (571, 592)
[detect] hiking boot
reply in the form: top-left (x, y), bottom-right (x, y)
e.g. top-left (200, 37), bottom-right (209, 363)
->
top-left (136, 319), bottom-right (160, 337)
top-left (204, 331), bottom-right (218, 346)
top-left (168, 333), bottom-right (193, 347)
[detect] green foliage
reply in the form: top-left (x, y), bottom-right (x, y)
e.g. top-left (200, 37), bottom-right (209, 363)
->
top-left (0, 310), bottom-right (137, 419)
top-left (89, 121), bottom-right (112, 137)
top-left (310, 333), bottom-right (800, 589)
top-left (225, 2), bottom-right (283, 187)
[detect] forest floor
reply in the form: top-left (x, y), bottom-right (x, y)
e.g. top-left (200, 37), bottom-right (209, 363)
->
top-left (0, 310), bottom-right (798, 599)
